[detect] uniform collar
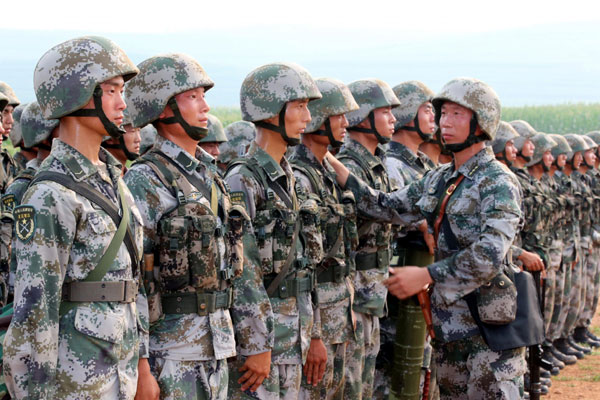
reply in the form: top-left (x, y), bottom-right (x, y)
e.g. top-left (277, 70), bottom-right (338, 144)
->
top-left (246, 141), bottom-right (290, 182)
top-left (344, 138), bottom-right (386, 168)
top-left (51, 139), bottom-right (122, 185)
top-left (452, 146), bottom-right (494, 180)
top-left (154, 136), bottom-right (203, 173)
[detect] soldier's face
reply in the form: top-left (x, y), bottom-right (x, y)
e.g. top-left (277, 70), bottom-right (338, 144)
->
top-left (522, 139), bottom-right (535, 157)
top-left (542, 150), bottom-right (554, 168)
top-left (439, 102), bottom-right (475, 144)
top-left (81, 77), bottom-right (126, 135)
top-left (557, 154), bottom-right (567, 168)
top-left (505, 140), bottom-right (518, 162)
top-left (123, 124), bottom-right (141, 155)
top-left (284, 99), bottom-right (311, 139)
top-left (173, 87), bottom-right (210, 128)
top-left (573, 152), bottom-right (583, 169)
top-left (584, 149), bottom-right (597, 167)
top-left (372, 106), bottom-right (395, 138)
top-left (328, 113), bottom-right (349, 143)
top-left (1, 105), bottom-right (14, 135)
top-left (199, 142), bottom-right (221, 159)
top-left (416, 102), bottom-right (436, 134)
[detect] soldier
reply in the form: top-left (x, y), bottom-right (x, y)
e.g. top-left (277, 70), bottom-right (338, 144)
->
top-left (219, 121), bottom-right (255, 172)
top-left (9, 103), bottom-right (37, 172)
top-left (0, 83), bottom-right (18, 193)
top-left (0, 82), bottom-right (20, 142)
top-left (288, 77), bottom-right (359, 399)
top-left (328, 77), bottom-right (527, 398)
top-left (102, 108), bottom-right (142, 173)
top-left (225, 62), bottom-right (322, 399)
top-left (335, 78), bottom-right (399, 400)
top-left (0, 93), bottom-right (10, 305)
top-left (139, 124), bottom-right (157, 156)
top-left (199, 114), bottom-right (228, 161)
top-left (124, 53), bottom-right (263, 400)
top-left (491, 121), bottom-right (519, 167)
top-left (3, 35), bottom-right (151, 399)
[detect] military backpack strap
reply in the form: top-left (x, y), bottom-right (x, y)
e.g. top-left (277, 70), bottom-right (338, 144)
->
top-left (59, 180), bottom-right (132, 317)
top-left (265, 219), bottom-right (301, 297)
top-left (15, 167), bottom-right (36, 183)
top-left (31, 172), bottom-right (139, 270)
top-left (337, 150), bottom-right (379, 189)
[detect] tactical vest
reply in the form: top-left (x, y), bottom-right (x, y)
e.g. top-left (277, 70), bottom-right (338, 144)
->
top-left (291, 160), bottom-right (358, 284)
top-left (227, 157), bottom-right (315, 298)
top-left (337, 147), bottom-right (392, 272)
top-left (137, 151), bottom-right (243, 316)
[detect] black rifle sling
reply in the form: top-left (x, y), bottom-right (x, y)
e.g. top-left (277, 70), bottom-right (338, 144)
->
top-left (31, 171), bottom-right (139, 267)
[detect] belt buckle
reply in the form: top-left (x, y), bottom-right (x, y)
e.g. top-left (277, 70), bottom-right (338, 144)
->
top-left (124, 281), bottom-right (137, 302)
top-left (446, 183), bottom-right (457, 195)
top-left (196, 292), bottom-right (210, 315)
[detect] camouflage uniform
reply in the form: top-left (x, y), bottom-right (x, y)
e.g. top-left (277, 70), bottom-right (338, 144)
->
top-left (584, 132), bottom-right (600, 331)
top-left (342, 78), bottom-right (526, 399)
top-left (225, 62), bottom-right (322, 399)
top-left (337, 78), bottom-right (400, 400)
top-left (139, 124), bottom-right (157, 156)
top-left (8, 104), bottom-right (28, 172)
top-left (124, 53), bottom-right (266, 400)
top-left (3, 35), bottom-right (147, 400)
top-left (219, 121), bottom-right (256, 167)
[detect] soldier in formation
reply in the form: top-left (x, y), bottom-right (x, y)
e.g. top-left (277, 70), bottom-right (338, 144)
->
top-left (2, 34), bottom-right (600, 400)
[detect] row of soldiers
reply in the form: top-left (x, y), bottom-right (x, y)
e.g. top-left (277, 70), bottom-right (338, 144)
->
top-left (0, 34), bottom-right (597, 400)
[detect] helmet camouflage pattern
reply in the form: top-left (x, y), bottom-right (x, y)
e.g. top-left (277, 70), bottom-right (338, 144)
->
top-left (200, 114), bottom-right (228, 143)
top-left (564, 134), bottom-right (588, 160)
top-left (345, 79), bottom-right (400, 127)
top-left (220, 121), bottom-right (255, 163)
top-left (0, 92), bottom-right (8, 111)
top-left (549, 134), bottom-right (572, 158)
top-left (392, 81), bottom-right (435, 131)
top-left (511, 120), bottom-right (538, 151)
top-left (432, 77), bottom-right (501, 140)
top-left (139, 124), bottom-right (158, 155)
top-left (305, 78), bottom-right (358, 133)
top-left (585, 131), bottom-right (600, 145)
top-left (125, 53), bottom-right (214, 128)
top-left (0, 82), bottom-right (20, 107)
top-left (34, 36), bottom-right (138, 119)
top-left (491, 121), bottom-right (519, 154)
top-left (21, 101), bottom-right (60, 148)
top-left (526, 133), bottom-right (557, 167)
top-left (581, 135), bottom-right (598, 149)
top-left (9, 103), bottom-right (27, 146)
top-left (240, 62), bottom-right (321, 122)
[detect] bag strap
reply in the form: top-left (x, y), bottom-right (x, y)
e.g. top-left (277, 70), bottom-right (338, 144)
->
top-left (31, 171), bottom-right (139, 269)
top-left (59, 181), bottom-right (131, 317)
top-left (433, 174), bottom-right (466, 243)
top-left (266, 219), bottom-right (301, 296)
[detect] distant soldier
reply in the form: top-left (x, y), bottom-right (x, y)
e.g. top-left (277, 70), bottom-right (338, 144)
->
top-left (3, 35), bottom-right (149, 399)
top-left (225, 62), bottom-right (322, 399)
top-left (139, 124), bottom-right (157, 156)
top-left (124, 53), bottom-right (261, 400)
top-left (219, 121), bottom-right (255, 172)
top-left (199, 114), bottom-right (228, 161)
top-left (289, 77), bottom-right (359, 399)
top-left (491, 121), bottom-right (519, 167)
top-left (9, 103), bottom-right (36, 172)
top-left (0, 83), bottom-right (18, 192)
top-left (0, 82), bottom-right (20, 142)
top-left (102, 107), bottom-right (141, 174)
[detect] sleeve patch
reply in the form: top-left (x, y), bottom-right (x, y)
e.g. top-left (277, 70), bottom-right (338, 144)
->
top-left (14, 205), bottom-right (37, 243)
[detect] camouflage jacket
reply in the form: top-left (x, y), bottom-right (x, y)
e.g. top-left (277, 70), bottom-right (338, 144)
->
top-left (344, 147), bottom-right (522, 342)
top-left (0, 150), bottom-right (16, 193)
top-left (225, 141), bottom-right (314, 364)
top-left (125, 137), bottom-right (258, 360)
top-left (588, 168), bottom-right (600, 231)
top-left (337, 138), bottom-right (391, 318)
top-left (3, 139), bottom-right (147, 399)
top-left (554, 170), bottom-right (579, 260)
top-left (573, 170), bottom-right (594, 238)
top-left (289, 144), bottom-right (355, 344)
top-left (12, 152), bottom-right (29, 173)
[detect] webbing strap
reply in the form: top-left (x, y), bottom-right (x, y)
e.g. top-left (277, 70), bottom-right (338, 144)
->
top-left (59, 181), bottom-right (130, 317)
top-left (266, 220), bottom-right (301, 297)
top-left (433, 174), bottom-right (465, 243)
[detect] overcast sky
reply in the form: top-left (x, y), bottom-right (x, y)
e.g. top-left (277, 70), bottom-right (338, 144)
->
top-left (2, 1), bottom-right (600, 107)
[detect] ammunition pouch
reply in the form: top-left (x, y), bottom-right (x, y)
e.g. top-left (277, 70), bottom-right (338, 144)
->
top-left (317, 259), bottom-right (350, 284)
top-left (355, 248), bottom-right (390, 272)
top-left (161, 287), bottom-right (233, 315)
top-left (62, 280), bottom-right (138, 303)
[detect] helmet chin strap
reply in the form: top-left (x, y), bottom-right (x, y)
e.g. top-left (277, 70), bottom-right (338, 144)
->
top-left (442, 115), bottom-right (485, 153)
top-left (542, 162), bottom-right (551, 172)
top-left (254, 104), bottom-right (300, 146)
top-left (583, 155), bottom-right (595, 169)
top-left (496, 147), bottom-right (512, 167)
top-left (160, 97), bottom-right (208, 141)
top-left (311, 118), bottom-right (343, 148)
top-left (69, 86), bottom-right (126, 139)
top-left (401, 114), bottom-right (434, 142)
top-left (102, 136), bottom-right (140, 161)
top-left (350, 111), bottom-right (390, 145)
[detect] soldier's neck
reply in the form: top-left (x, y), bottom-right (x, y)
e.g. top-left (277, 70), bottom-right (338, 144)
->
top-left (528, 164), bottom-right (544, 180)
top-left (392, 130), bottom-right (421, 155)
top-left (157, 128), bottom-right (198, 158)
top-left (549, 166), bottom-right (557, 177)
top-left (348, 131), bottom-right (378, 155)
top-left (58, 118), bottom-right (104, 164)
top-left (20, 148), bottom-right (37, 161)
top-left (419, 143), bottom-right (440, 164)
top-left (579, 166), bottom-right (589, 174)
top-left (452, 142), bottom-right (485, 170)
top-left (563, 165), bottom-right (573, 176)
top-left (255, 127), bottom-right (288, 164)
top-left (513, 157), bottom-right (526, 169)
top-left (301, 134), bottom-right (326, 164)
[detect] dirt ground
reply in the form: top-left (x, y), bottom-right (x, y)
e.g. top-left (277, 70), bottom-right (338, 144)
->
top-left (546, 311), bottom-right (600, 399)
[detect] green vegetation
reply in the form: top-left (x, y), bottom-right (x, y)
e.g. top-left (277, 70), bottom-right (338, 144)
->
top-left (502, 103), bottom-right (600, 134)
top-left (210, 107), bottom-right (242, 128)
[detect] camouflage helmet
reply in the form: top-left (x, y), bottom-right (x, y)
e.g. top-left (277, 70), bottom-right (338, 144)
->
top-left (220, 121), bottom-right (256, 164)
top-left (305, 78), bottom-right (358, 147)
top-left (526, 133), bottom-right (557, 167)
top-left (34, 36), bottom-right (137, 119)
top-left (139, 124), bottom-right (158, 155)
top-left (346, 79), bottom-right (400, 144)
top-left (9, 103), bottom-right (27, 147)
top-left (0, 82), bottom-right (20, 107)
top-left (392, 81), bottom-right (435, 140)
top-left (491, 121), bottom-right (519, 154)
top-left (240, 62), bottom-right (321, 146)
top-left (200, 114), bottom-right (228, 143)
top-left (21, 101), bottom-right (60, 149)
top-left (585, 131), bottom-right (600, 146)
top-left (125, 53), bottom-right (214, 141)
top-left (581, 135), bottom-right (598, 149)
top-left (549, 134), bottom-right (572, 159)
top-left (0, 92), bottom-right (8, 112)
top-left (564, 134), bottom-right (588, 160)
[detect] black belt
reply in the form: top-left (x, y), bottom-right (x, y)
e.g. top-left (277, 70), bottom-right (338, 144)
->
top-left (355, 248), bottom-right (390, 271)
top-left (161, 287), bottom-right (233, 315)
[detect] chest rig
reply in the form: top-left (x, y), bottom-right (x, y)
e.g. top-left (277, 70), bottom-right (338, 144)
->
top-left (138, 151), bottom-right (241, 315)
top-left (292, 160), bottom-right (358, 284)
top-left (337, 147), bottom-right (392, 272)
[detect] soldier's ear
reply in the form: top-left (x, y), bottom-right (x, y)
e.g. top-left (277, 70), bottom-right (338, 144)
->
top-left (159, 105), bottom-right (174, 120)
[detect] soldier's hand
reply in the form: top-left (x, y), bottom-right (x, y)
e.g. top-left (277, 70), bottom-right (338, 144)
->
top-left (384, 267), bottom-right (433, 299)
top-left (518, 250), bottom-right (544, 271)
top-left (238, 350), bottom-right (271, 392)
top-left (135, 358), bottom-right (160, 400)
top-left (303, 338), bottom-right (328, 386)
